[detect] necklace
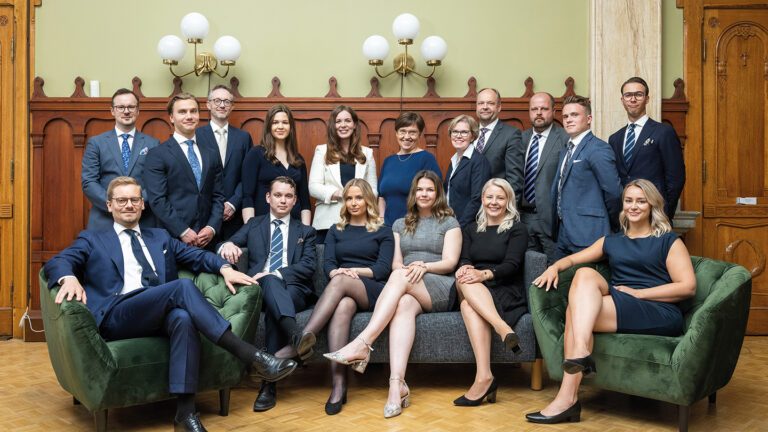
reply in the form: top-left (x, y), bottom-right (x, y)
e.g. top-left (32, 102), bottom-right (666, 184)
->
top-left (397, 152), bottom-right (415, 162)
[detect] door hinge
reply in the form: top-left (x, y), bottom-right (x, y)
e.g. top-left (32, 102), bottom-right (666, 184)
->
top-left (702, 38), bottom-right (706, 62)
top-left (702, 160), bottom-right (707, 184)
top-left (9, 159), bottom-right (13, 183)
top-left (10, 36), bottom-right (14, 62)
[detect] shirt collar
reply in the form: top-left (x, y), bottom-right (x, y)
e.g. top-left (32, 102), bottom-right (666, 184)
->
top-left (269, 213), bottom-right (291, 226)
top-left (115, 127), bottom-right (136, 138)
top-left (479, 118), bottom-right (499, 132)
top-left (533, 124), bottom-right (553, 139)
top-left (174, 132), bottom-right (196, 145)
top-left (452, 144), bottom-right (475, 166)
top-left (210, 122), bottom-right (229, 135)
top-left (114, 222), bottom-right (140, 236)
top-left (570, 129), bottom-right (591, 147)
top-left (628, 114), bottom-right (649, 128)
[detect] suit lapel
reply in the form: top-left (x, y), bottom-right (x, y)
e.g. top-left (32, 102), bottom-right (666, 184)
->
top-left (98, 230), bottom-right (124, 279)
top-left (354, 159), bottom-right (365, 178)
top-left (260, 217), bottom-right (271, 258)
top-left (287, 218), bottom-right (300, 263)
top-left (169, 138), bottom-right (199, 187)
top-left (482, 122), bottom-right (503, 153)
top-left (139, 229), bottom-right (165, 282)
top-left (103, 130), bottom-right (124, 174)
top-left (450, 156), bottom-right (470, 182)
top-left (537, 128), bottom-right (564, 177)
top-left (223, 128), bottom-right (235, 168)
top-left (330, 162), bottom-right (342, 188)
top-left (126, 133), bottom-right (144, 175)
top-left (562, 132), bottom-right (591, 185)
top-left (198, 145), bottom-right (213, 188)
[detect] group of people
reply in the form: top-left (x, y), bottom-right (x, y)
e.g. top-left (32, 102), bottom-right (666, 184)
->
top-left (46, 76), bottom-right (695, 430)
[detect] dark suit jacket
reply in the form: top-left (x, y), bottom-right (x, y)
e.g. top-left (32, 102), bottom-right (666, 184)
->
top-left (196, 124), bottom-right (253, 211)
top-left (608, 118), bottom-right (686, 218)
top-left (144, 137), bottom-right (225, 237)
top-left (476, 120), bottom-right (524, 204)
top-left (551, 131), bottom-right (622, 248)
top-left (81, 129), bottom-right (160, 231)
top-left (444, 150), bottom-right (491, 227)
top-left (44, 227), bottom-right (228, 327)
top-left (223, 214), bottom-right (316, 296)
top-left (520, 125), bottom-right (569, 230)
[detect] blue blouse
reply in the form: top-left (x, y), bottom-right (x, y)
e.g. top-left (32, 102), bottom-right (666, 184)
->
top-left (378, 151), bottom-right (442, 226)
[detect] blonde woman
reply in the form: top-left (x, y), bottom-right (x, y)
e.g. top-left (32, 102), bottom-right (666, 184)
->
top-left (527, 179), bottom-right (696, 424)
top-left (453, 178), bottom-right (528, 406)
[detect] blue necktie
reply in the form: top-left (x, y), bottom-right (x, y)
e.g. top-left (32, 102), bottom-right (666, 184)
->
top-left (524, 134), bottom-right (541, 204)
top-left (125, 229), bottom-right (159, 287)
top-left (475, 128), bottom-right (489, 152)
top-left (185, 139), bottom-right (202, 190)
top-left (120, 134), bottom-right (131, 174)
top-left (557, 142), bottom-right (575, 219)
top-left (268, 220), bottom-right (284, 272)
top-left (624, 123), bottom-right (637, 166)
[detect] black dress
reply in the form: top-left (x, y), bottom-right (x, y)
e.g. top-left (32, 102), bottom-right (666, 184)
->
top-left (456, 222), bottom-right (528, 326)
top-left (241, 146), bottom-right (311, 220)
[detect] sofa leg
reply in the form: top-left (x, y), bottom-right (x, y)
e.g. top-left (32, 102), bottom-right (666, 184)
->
top-left (530, 358), bottom-right (544, 391)
top-left (678, 404), bottom-right (689, 432)
top-left (93, 409), bottom-right (107, 432)
top-left (73, 397), bottom-right (81, 405)
top-left (219, 388), bottom-right (231, 416)
top-left (708, 392), bottom-right (716, 405)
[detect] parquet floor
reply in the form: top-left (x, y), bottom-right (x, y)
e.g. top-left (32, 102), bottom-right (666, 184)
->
top-left (1, 337), bottom-right (766, 431)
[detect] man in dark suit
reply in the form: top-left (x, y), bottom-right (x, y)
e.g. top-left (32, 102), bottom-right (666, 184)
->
top-left (551, 95), bottom-right (622, 258)
top-left (520, 92), bottom-right (569, 263)
top-left (609, 76), bottom-right (686, 219)
top-left (473, 88), bottom-right (525, 204)
top-left (81, 88), bottom-right (160, 230)
top-left (444, 114), bottom-right (491, 227)
top-left (197, 85), bottom-right (253, 240)
top-left (219, 176), bottom-right (316, 412)
top-left (145, 93), bottom-right (225, 250)
top-left (44, 176), bottom-right (296, 431)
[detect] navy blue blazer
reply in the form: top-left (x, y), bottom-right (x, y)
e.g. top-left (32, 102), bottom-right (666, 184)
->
top-left (144, 137), bottom-right (226, 237)
top-left (444, 150), bottom-right (491, 227)
top-left (196, 124), bottom-right (253, 211)
top-left (44, 228), bottom-right (228, 327)
top-left (81, 129), bottom-right (160, 231)
top-left (551, 132), bottom-right (622, 248)
top-left (608, 118), bottom-right (685, 218)
top-left (223, 214), bottom-right (316, 296)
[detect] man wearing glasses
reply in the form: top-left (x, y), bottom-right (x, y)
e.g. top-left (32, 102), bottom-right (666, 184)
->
top-left (197, 85), bottom-right (254, 240)
top-left (81, 88), bottom-right (160, 231)
top-left (608, 77), bottom-right (686, 219)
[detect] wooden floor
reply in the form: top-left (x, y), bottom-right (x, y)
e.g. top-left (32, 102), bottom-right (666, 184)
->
top-left (1, 337), bottom-right (766, 431)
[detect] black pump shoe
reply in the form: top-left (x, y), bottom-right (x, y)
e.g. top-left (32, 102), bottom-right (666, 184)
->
top-left (325, 388), bottom-right (347, 415)
top-left (453, 378), bottom-right (498, 406)
top-left (525, 401), bottom-right (581, 424)
top-left (562, 355), bottom-right (596, 378)
top-left (503, 333), bottom-right (522, 354)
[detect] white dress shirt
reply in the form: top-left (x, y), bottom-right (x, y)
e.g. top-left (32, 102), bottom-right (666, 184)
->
top-left (174, 132), bottom-right (203, 172)
top-left (560, 129), bottom-right (591, 175)
top-left (525, 124), bottom-right (553, 162)
top-left (114, 222), bottom-right (157, 295)
top-left (623, 114), bottom-right (649, 152)
top-left (115, 127), bottom-right (136, 150)
top-left (472, 118), bottom-right (499, 149)
top-left (261, 213), bottom-right (291, 278)
top-left (210, 122), bottom-right (229, 166)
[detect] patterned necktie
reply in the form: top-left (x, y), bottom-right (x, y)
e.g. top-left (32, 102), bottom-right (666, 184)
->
top-left (268, 219), bottom-right (284, 272)
top-left (125, 229), bottom-right (159, 287)
top-left (557, 142), bottom-right (576, 219)
top-left (624, 123), bottom-right (637, 166)
top-left (185, 139), bottom-right (202, 190)
top-left (475, 128), bottom-right (490, 152)
top-left (215, 128), bottom-right (227, 166)
top-left (120, 133), bottom-right (131, 174)
top-left (524, 134), bottom-right (541, 204)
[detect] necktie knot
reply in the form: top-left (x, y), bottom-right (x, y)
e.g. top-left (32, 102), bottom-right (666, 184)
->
top-left (121, 133), bottom-right (130, 140)
top-left (629, 123), bottom-right (636, 130)
top-left (185, 139), bottom-right (195, 147)
top-left (216, 128), bottom-right (226, 136)
top-left (272, 219), bottom-right (283, 228)
top-left (535, 133), bottom-right (542, 140)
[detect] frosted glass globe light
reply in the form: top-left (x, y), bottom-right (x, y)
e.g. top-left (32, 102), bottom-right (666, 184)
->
top-left (180, 12), bottom-right (209, 40)
top-left (214, 36), bottom-right (242, 63)
top-left (157, 35), bottom-right (186, 62)
top-left (421, 36), bottom-right (447, 61)
top-left (362, 35), bottom-right (390, 61)
top-left (392, 13), bottom-right (419, 40)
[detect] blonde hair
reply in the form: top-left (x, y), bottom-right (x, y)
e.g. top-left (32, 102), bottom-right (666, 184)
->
top-left (336, 178), bottom-right (383, 232)
top-left (619, 179), bottom-right (671, 237)
top-left (403, 170), bottom-right (454, 236)
top-left (476, 178), bottom-right (519, 233)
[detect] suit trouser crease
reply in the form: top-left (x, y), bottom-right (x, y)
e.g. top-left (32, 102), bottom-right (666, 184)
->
top-left (258, 274), bottom-right (310, 354)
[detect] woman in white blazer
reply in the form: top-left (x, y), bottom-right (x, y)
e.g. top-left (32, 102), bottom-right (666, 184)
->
top-left (310, 105), bottom-right (378, 242)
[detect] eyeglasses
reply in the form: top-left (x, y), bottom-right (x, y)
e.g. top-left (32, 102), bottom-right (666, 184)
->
top-left (113, 105), bottom-right (138, 112)
top-left (111, 197), bottom-right (143, 207)
top-left (210, 98), bottom-right (233, 107)
top-left (622, 91), bottom-right (646, 100)
top-left (396, 130), bottom-right (420, 138)
top-left (450, 130), bottom-right (471, 138)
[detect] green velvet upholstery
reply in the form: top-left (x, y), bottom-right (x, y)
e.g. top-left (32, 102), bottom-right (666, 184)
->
top-left (39, 268), bottom-right (262, 417)
top-left (530, 256), bottom-right (752, 408)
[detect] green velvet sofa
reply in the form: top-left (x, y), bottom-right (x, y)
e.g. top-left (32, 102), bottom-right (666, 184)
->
top-left (529, 256), bottom-right (752, 432)
top-left (39, 270), bottom-right (262, 432)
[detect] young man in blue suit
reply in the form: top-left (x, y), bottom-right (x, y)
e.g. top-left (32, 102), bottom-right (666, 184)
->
top-left (44, 176), bottom-right (297, 432)
top-left (609, 77), bottom-right (686, 219)
top-left (551, 95), bottom-right (622, 258)
top-left (197, 85), bottom-right (253, 240)
top-left (219, 176), bottom-right (317, 412)
top-left (145, 93), bottom-right (225, 251)
top-left (81, 89), bottom-right (160, 231)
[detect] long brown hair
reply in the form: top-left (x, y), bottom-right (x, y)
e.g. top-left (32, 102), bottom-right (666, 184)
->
top-left (336, 178), bottom-right (382, 232)
top-left (618, 179), bottom-right (671, 237)
top-left (325, 105), bottom-right (366, 165)
top-left (261, 104), bottom-right (303, 167)
top-left (402, 170), bottom-right (454, 236)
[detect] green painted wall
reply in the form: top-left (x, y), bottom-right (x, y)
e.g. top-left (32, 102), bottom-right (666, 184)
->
top-left (662, 0), bottom-right (684, 98)
top-left (36, 0), bottom-right (682, 99)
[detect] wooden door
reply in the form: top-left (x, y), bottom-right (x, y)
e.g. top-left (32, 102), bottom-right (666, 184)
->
top-left (0, 5), bottom-right (15, 336)
top-left (702, 8), bottom-right (768, 334)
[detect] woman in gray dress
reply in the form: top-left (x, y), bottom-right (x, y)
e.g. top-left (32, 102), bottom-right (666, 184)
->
top-left (325, 170), bottom-right (462, 418)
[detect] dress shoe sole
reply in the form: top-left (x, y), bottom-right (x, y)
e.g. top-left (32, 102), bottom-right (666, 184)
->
top-left (253, 362), bottom-right (298, 382)
top-left (562, 358), bottom-right (597, 377)
top-left (253, 401), bottom-right (276, 412)
top-left (296, 332), bottom-right (316, 357)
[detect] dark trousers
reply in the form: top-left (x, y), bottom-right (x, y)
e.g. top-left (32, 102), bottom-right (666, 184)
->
top-left (258, 274), bottom-right (312, 354)
top-left (520, 210), bottom-right (557, 265)
top-left (99, 278), bottom-right (231, 394)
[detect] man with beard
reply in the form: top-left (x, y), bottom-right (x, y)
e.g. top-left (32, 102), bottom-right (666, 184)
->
top-left (520, 92), bottom-right (568, 263)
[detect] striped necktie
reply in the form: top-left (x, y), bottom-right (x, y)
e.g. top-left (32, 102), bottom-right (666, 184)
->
top-left (623, 123), bottom-right (637, 166)
top-left (475, 128), bottom-right (490, 152)
top-left (268, 219), bottom-right (284, 272)
top-left (524, 134), bottom-right (541, 204)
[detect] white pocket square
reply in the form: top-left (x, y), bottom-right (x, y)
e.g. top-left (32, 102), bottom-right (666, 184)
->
top-left (573, 160), bottom-right (583, 163)
top-left (163, 249), bottom-right (167, 254)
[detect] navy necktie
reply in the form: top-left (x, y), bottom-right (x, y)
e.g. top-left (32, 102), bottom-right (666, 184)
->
top-left (125, 229), bottom-right (159, 287)
top-left (185, 139), bottom-right (202, 190)
top-left (120, 134), bottom-right (131, 174)
top-left (624, 123), bottom-right (637, 166)
top-left (268, 220), bottom-right (284, 272)
top-left (524, 134), bottom-right (541, 204)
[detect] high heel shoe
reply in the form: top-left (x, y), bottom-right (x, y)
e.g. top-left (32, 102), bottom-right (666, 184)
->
top-left (562, 355), bottom-right (596, 378)
top-left (323, 336), bottom-right (374, 374)
top-left (383, 377), bottom-right (410, 418)
top-left (453, 377), bottom-right (498, 406)
top-left (324, 388), bottom-right (347, 415)
top-left (503, 333), bottom-right (522, 354)
top-left (525, 401), bottom-right (581, 424)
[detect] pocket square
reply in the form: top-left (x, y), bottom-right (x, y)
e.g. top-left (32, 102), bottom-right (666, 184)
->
top-left (139, 147), bottom-right (149, 155)
top-left (573, 160), bottom-right (583, 163)
top-left (297, 238), bottom-right (304, 244)
top-left (163, 249), bottom-right (167, 254)
top-left (642, 138), bottom-right (654, 146)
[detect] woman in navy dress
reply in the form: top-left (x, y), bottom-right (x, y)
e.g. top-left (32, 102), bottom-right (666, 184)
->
top-left (241, 104), bottom-right (311, 225)
top-left (377, 111), bottom-right (442, 226)
top-left (526, 179), bottom-right (696, 424)
top-left (298, 178), bottom-right (394, 415)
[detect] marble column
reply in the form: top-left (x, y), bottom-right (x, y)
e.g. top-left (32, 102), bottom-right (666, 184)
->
top-left (590, 0), bottom-right (662, 141)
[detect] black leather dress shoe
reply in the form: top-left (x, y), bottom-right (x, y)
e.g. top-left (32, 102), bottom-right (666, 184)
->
top-left (253, 381), bottom-right (277, 412)
top-left (251, 350), bottom-right (297, 382)
top-left (292, 331), bottom-right (316, 361)
top-left (562, 355), bottom-right (596, 377)
top-left (525, 401), bottom-right (581, 424)
top-left (174, 412), bottom-right (208, 431)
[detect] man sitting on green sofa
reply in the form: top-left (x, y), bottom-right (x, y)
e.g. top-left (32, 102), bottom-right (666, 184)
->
top-left (44, 176), bottom-right (297, 432)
